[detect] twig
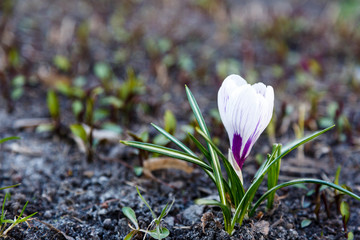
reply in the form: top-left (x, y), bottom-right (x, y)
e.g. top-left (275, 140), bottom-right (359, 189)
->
top-left (34, 219), bottom-right (74, 240)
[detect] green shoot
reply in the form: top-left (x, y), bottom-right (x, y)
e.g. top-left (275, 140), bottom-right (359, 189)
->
top-left (122, 186), bottom-right (174, 240)
top-left (0, 192), bottom-right (37, 237)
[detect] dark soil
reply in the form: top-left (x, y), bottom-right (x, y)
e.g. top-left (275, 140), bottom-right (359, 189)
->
top-left (1, 0), bottom-right (360, 239)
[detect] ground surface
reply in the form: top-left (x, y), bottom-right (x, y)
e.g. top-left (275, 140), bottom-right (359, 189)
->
top-left (1, 0), bottom-right (360, 239)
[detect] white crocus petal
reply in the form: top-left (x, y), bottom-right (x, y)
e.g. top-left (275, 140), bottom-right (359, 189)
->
top-left (218, 74), bottom-right (274, 170)
top-left (228, 149), bottom-right (243, 184)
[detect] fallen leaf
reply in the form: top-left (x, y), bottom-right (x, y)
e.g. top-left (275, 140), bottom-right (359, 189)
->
top-left (143, 157), bottom-right (194, 174)
top-left (82, 124), bottom-right (121, 142)
top-left (4, 143), bottom-right (42, 156)
top-left (13, 118), bottom-right (52, 129)
top-left (254, 220), bottom-right (270, 236)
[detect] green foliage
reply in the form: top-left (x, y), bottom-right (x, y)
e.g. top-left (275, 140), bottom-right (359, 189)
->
top-left (340, 201), bottom-right (350, 226)
top-left (70, 124), bottom-right (88, 144)
top-left (164, 110), bottom-right (177, 134)
top-left (267, 145), bottom-right (281, 209)
top-left (0, 192), bottom-right (37, 237)
top-left (0, 137), bottom-right (20, 144)
top-left (11, 75), bottom-right (25, 100)
top-left (94, 62), bottom-right (112, 81)
top-left (122, 187), bottom-right (174, 240)
top-left (53, 55), bottom-right (71, 72)
top-left (121, 86), bottom-right (360, 235)
top-left (0, 167), bottom-right (36, 237)
top-left (72, 100), bottom-right (83, 119)
top-left (8, 48), bottom-right (20, 68)
top-left (55, 82), bottom-right (85, 98)
top-left (301, 219), bottom-right (311, 228)
top-left (119, 68), bottom-right (145, 102)
top-left (47, 90), bottom-right (60, 121)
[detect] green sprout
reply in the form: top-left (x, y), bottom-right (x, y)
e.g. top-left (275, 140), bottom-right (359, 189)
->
top-left (0, 191), bottom-right (37, 237)
top-left (37, 90), bottom-right (62, 134)
top-left (11, 75), bottom-right (26, 100)
top-left (0, 137), bottom-right (37, 237)
top-left (53, 55), bottom-right (71, 72)
top-left (122, 187), bottom-right (174, 240)
top-left (70, 87), bottom-right (103, 163)
top-left (121, 78), bottom-right (360, 234)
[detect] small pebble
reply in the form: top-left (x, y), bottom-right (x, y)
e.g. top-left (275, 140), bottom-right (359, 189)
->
top-left (43, 210), bottom-right (52, 218)
top-left (98, 209), bottom-right (107, 215)
top-left (288, 229), bottom-right (299, 238)
top-left (164, 216), bottom-right (175, 227)
top-left (98, 176), bottom-right (109, 185)
top-left (103, 218), bottom-right (113, 230)
top-left (183, 204), bottom-right (204, 224)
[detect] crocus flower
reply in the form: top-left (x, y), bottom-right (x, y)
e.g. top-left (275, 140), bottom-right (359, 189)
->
top-left (218, 74), bottom-right (274, 178)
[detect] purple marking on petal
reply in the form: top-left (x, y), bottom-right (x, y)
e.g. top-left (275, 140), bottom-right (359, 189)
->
top-left (232, 134), bottom-right (246, 169)
top-left (240, 138), bottom-right (252, 167)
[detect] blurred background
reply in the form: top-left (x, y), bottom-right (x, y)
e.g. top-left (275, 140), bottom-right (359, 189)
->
top-left (1, 0), bottom-right (360, 145)
top-left (2, 2), bottom-right (360, 238)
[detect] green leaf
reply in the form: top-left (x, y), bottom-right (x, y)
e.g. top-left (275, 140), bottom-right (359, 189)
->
top-left (0, 184), bottom-right (20, 191)
top-left (12, 75), bottom-right (25, 87)
top-left (249, 178), bottom-right (360, 217)
top-left (55, 82), bottom-right (84, 98)
top-left (16, 201), bottom-right (37, 223)
top-left (0, 136), bottom-right (20, 144)
top-left (136, 187), bottom-right (156, 219)
top-left (148, 227), bottom-right (170, 239)
top-left (151, 123), bottom-right (197, 158)
top-left (120, 141), bottom-right (212, 171)
top-left (53, 55), bottom-right (70, 72)
top-left (196, 198), bottom-right (233, 232)
top-left (185, 86), bottom-right (229, 230)
top-left (133, 166), bottom-right (143, 176)
top-left (233, 175), bottom-right (264, 226)
top-left (334, 165), bottom-right (341, 185)
top-left (1, 193), bottom-right (9, 223)
top-left (72, 100), bottom-right (83, 117)
top-left (301, 219), bottom-right (311, 228)
top-left (93, 109), bottom-right (109, 122)
top-left (100, 96), bottom-right (124, 108)
top-left (11, 87), bottom-right (24, 100)
top-left (124, 230), bottom-right (138, 240)
top-left (122, 207), bottom-right (139, 229)
top-left (74, 76), bottom-right (87, 87)
top-left (348, 232), bottom-right (354, 240)
top-left (267, 145), bottom-right (281, 209)
top-left (164, 110), bottom-right (176, 134)
top-left (94, 62), bottom-right (112, 80)
top-left (195, 128), bottom-right (245, 203)
top-left (47, 90), bottom-right (60, 120)
top-left (159, 199), bottom-right (175, 221)
top-left (340, 201), bottom-right (350, 224)
top-left (16, 211), bottom-right (37, 223)
top-left (233, 126), bottom-right (334, 232)
top-left (85, 97), bottom-right (94, 125)
top-left (187, 133), bottom-right (211, 161)
top-left (70, 124), bottom-right (88, 143)
top-left (150, 123), bottom-right (216, 185)
top-left (261, 125), bottom-right (335, 178)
